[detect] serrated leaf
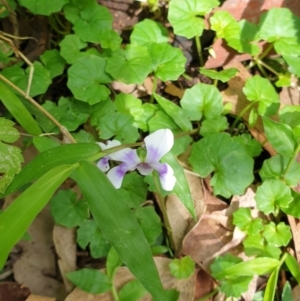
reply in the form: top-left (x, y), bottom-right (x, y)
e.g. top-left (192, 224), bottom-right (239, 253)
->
top-left (168, 0), bottom-right (219, 39)
top-left (147, 43), bottom-right (186, 81)
top-left (180, 83), bottom-right (223, 121)
top-left (243, 75), bottom-right (279, 115)
top-left (199, 67), bottom-right (238, 82)
top-left (219, 276), bottom-right (252, 298)
top-left (262, 222), bottom-right (291, 247)
top-left (258, 8), bottom-right (298, 42)
top-left (63, 0), bottom-right (97, 24)
top-left (260, 154), bottom-right (300, 187)
top-left (154, 93), bottom-right (192, 131)
top-left (262, 117), bottom-right (297, 157)
top-left (50, 189), bottom-right (89, 228)
top-left (40, 49), bottom-right (66, 79)
top-left (73, 4), bottom-right (113, 43)
top-left (189, 133), bottom-right (253, 198)
top-left (283, 54), bottom-right (300, 77)
top-left (77, 219), bottom-right (110, 258)
top-left (169, 256), bottom-right (194, 279)
top-left (233, 134), bottom-right (262, 158)
top-left (59, 34), bottom-right (87, 64)
top-left (106, 45), bottom-right (152, 84)
top-left (255, 180), bottom-right (293, 214)
top-left (18, 0), bottom-right (69, 15)
top-left (97, 111), bottom-right (139, 143)
top-left (130, 19), bottom-right (168, 45)
top-left (67, 55), bottom-right (112, 104)
top-left (67, 269), bottom-right (111, 294)
top-left (211, 254), bottom-right (242, 278)
top-left (0, 142), bottom-right (23, 193)
top-left (274, 37), bottom-right (300, 56)
top-left (0, 119), bottom-right (19, 143)
top-left (281, 190), bottom-right (300, 218)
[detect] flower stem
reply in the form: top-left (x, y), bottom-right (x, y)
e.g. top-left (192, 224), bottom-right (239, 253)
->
top-left (174, 127), bottom-right (200, 139)
top-left (257, 59), bottom-right (280, 77)
top-left (149, 76), bottom-right (157, 103)
top-left (195, 35), bottom-right (204, 66)
top-left (259, 43), bottom-right (274, 60)
top-left (230, 102), bottom-right (256, 134)
top-left (0, 74), bottom-right (77, 144)
top-left (153, 171), bottom-right (175, 251)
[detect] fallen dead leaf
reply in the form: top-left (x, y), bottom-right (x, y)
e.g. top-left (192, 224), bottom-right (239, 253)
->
top-left (194, 270), bottom-right (215, 301)
top-left (279, 76), bottom-right (300, 107)
top-left (65, 257), bottom-right (196, 301)
top-left (287, 216), bottom-right (300, 263)
top-left (53, 226), bottom-right (77, 293)
top-left (293, 285), bottom-right (300, 301)
top-left (164, 83), bottom-right (185, 98)
top-left (166, 172), bottom-right (206, 254)
top-left (0, 282), bottom-right (30, 301)
top-left (13, 206), bottom-right (66, 300)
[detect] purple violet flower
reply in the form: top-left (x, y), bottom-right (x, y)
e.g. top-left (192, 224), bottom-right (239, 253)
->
top-left (107, 129), bottom-right (176, 191)
top-left (96, 140), bottom-right (121, 172)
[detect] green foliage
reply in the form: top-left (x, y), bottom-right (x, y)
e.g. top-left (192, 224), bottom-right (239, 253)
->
top-left (189, 133), bottom-right (254, 197)
top-left (233, 208), bottom-right (263, 235)
top-left (168, 0), bottom-right (219, 39)
top-left (199, 67), bottom-right (238, 82)
top-left (50, 189), bottom-right (89, 228)
top-left (262, 222), bottom-right (292, 247)
top-left (18, 0), bottom-right (69, 15)
top-left (67, 268), bottom-right (111, 294)
top-left (169, 256), bottom-right (195, 279)
top-left (118, 280), bottom-right (148, 301)
top-left (180, 83), bottom-right (223, 121)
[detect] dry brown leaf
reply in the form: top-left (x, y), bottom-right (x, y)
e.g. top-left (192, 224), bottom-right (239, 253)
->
top-left (25, 295), bottom-right (56, 301)
top-left (166, 172), bottom-right (206, 253)
top-left (287, 216), bottom-right (300, 263)
top-left (221, 60), bottom-right (275, 155)
top-left (13, 206), bottom-right (66, 300)
top-left (293, 285), bottom-right (300, 301)
top-left (65, 257), bottom-right (196, 301)
top-left (164, 83), bottom-right (185, 98)
top-left (0, 282), bottom-right (30, 301)
top-left (53, 226), bottom-right (77, 293)
top-left (279, 76), bottom-right (300, 107)
top-left (194, 270), bottom-right (215, 301)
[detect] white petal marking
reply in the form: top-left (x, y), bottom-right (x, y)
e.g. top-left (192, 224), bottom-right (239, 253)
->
top-left (152, 162), bottom-right (176, 191)
top-left (97, 157), bottom-right (110, 172)
top-left (109, 148), bottom-right (141, 169)
top-left (144, 129), bottom-right (174, 164)
top-left (107, 163), bottom-right (131, 189)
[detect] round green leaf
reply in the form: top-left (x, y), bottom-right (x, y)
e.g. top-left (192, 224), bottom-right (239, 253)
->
top-left (106, 45), bottom-right (152, 84)
top-left (40, 49), bottom-right (66, 79)
top-left (0, 118), bottom-right (19, 143)
top-left (67, 55), bottom-right (112, 104)
top-left (59, 34), bottom-right (87, 65)
top-left (130, 19), bottom-right (169, 45)
top-left (189, 133), bottom-right (254, 198)
top-left (258, 8), bottom-right (298, 42)
top-left (199, 67), bottom-right (238, 83)
top-left (180, 83), bottom-right (223, 121)
top-left (262, 222), bottom-right (292, 247)
top-left (66, 268), bottom-right (111, 294)
top-left (255, 180), bottom-right (293, 214)
top-left (18, 0), bottom-right (69, 15)
top-left (50, 189), bottom-right (89, 228)
top-left (148, 43), bottom-right (186, 81)
top-left (73, 5), bottom-right (113, 43)
top-left (168, 0), bottom-right (219, 39)
top-left (169, 256), bottom-right (195, 279)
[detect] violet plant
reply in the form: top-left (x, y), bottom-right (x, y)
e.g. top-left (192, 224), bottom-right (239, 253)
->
top-left (0, 0), bottom-right (300, 300)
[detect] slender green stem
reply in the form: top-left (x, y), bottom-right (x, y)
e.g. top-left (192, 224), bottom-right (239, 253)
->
top-left (0, 74), bottom-right (77, 143)
top-left (111, 284), bottom-right (119, 301)
top-left (195, 288), bottom-right (218, 301)
top-left (153, 171), bottom-right (175, 251)
top-left (182, 73), bottom-right (193, 81)
top-left (255, 59), bottom-right (269, 78)
top-left (174, 127), bottom-right (200, 139)
top-left (195, 35), bottom-right (204, 66)
top-left (257, 59), bottom-right (280, 77)
top-left (150, 76), bottom-right (157, 103)
top-left (230, 102), bottom-right (256, 134)
top-left (259, 43), bottom-right (274, 60)
top-left (282, 143), bottom-right (300, 178)
top-left (213, 79), bottom-right (218, 87)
